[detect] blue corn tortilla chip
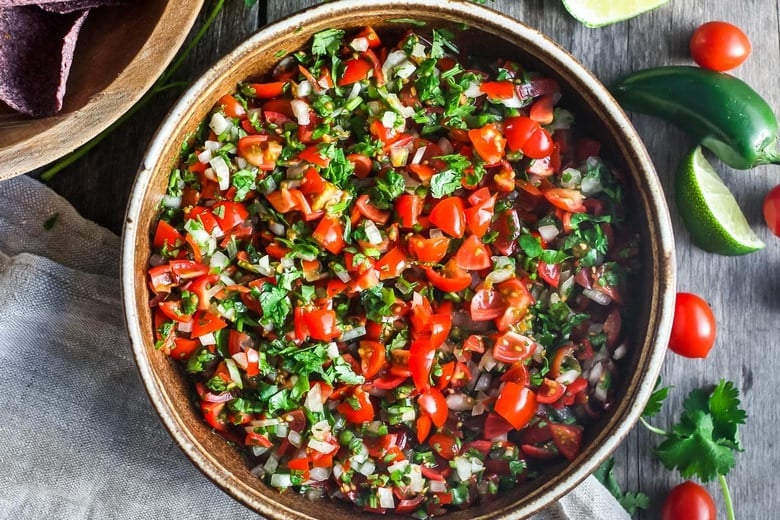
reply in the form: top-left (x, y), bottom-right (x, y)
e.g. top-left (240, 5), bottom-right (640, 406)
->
top-left (0, 6), bottom-right (89, 117)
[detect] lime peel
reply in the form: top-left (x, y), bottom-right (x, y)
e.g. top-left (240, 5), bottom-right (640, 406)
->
top-left (675, 146), bottom-right (764, 256)
top-left (562, 0), bottom-right (669, 28)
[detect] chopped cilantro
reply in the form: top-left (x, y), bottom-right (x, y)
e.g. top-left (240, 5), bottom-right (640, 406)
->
top-left (312, 28), bottom-right (345, 56)
top-left (255, 282), bottom-right (292, 331)
top-left (370, 170), bottom-right (405, 209)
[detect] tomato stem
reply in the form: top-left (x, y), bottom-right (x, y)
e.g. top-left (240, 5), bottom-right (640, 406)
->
top-left (639, 417), bottom-right (669, 437)
top-left (40, 0), bottom-right (228, 182)
top-left (719, 474), bottom-right (736, 520)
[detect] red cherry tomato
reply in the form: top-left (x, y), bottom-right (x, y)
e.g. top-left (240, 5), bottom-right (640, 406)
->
top-left (418, 388), bottom-right (449, 428)
top-left (493, 382), bottom-right (537, 430)
top-left (763, 184), bottom-right (780, 236)
top-left (668, 292), bottom-right (716, 358)
top-left (428, 432), bottom-right (459, 460)
top-left (336, 387), bottom-right (375, 424)
top-left (549, 423), bottom-right (583, 460)
top-left (428, 196), bottom-right (466, 238)
top-left (358, 340), bottom-right (387, 379)
top-left (662, 481), bottom-right (717, 520)
top-left (408, 234), bottom-right (451, 263)
top-left (455, 234), bottom-right (493, 270)
top-left (690, 21), bottom-right (751, 72)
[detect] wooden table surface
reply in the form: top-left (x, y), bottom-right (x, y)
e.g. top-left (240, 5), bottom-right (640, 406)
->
top-left (32, 1), bottom-right (780, 518)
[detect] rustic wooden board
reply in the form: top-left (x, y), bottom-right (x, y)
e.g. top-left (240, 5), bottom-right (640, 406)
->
top-left (37, 1), bottom-right (780, 518)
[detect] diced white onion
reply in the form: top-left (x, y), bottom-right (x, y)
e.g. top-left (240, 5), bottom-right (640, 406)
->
top-left (309, 466), bottom-right (331, 482)
top-left (582, 288), bottom-right (612, 306)
top-left (209, 155), bottom-right (230, 191)
top-left (387, 459), bottom-right (409, 474)
top-left (275, 423), bottom-right (289, 439)
top-left (470, 457), bottom-right (485, 474)
top-left (411, 42), bottom-right (426, 58)
top-left (381, 110), bottom-right (397, 129)
top-left (395, 60), bottom-right (417, 79)
top-left (581, 173), bottom-right (603, 195)
top-left (270, 473), bottom-right (292, 488)
top-left (364, 220), bottom-right (383, 244)
top-left (335, 268), bottom-right (352, 283)
top-left (588, 362), bottom-right (604, 386)
top-left (210, 250), bottom-right (230, 272)
top-left (446, 393), bottom-right (475, 411)
top-left (594, 384), bottom-right (608, 402)
top-left (236, 157), bottom-right (248, 169)
top-left (437, 137), bottom-right (454, 155)
top-left (256, 255), bottom-right (274, 277)
top-left (304, 384), bottom-right (324, 414)
top-left (474, 372), bottom-right (492, 392)
top-left (224, 358), bottom-right (243, 389)
top-left (177, 320), bottom-right (193, 333)
top-left (162, 195), bottom-right (182, 209)
top-left (410, 146), bottom-right (426, 165)
top-left (538, 224), bottom-right (560, 243)
top-left (288, 429), bottom-right (303, 448)
top-left (408, 465), bottom-right (424, 493)
top-left (280, 256), bottom-right (295, 270)
top-left (333, 463), bottom-right (344, 480)
top-left (250, 417), bottom-right (282, 428)
top-left (296, 80), bottom-right (312, 97)
top-left (308, 438), bottom-right (337, 454)
top-left (347, 82), bottom-right (362, 100)
top-left (263, 453), bottom-right (279, 475)
top-left (327, 342), bottom-right (340, 359)
top-left (613, 343), bottom-right (628, 360)
top-left (463, 81), bottom-right (484, 98)
top-left (268, 221), bottom-right (285, 237)
top-left (209, 112), bottom-right (231, 135)
top-left (357, 459), bottom-right (376, 477)
top-left (382, 50), bottom-right (410, 81)
top-left (349, 36), bottom-right (369, 52)
top-left (455, 457), bottom-right (472, 481)
top-left (389, 145), bottom-right (409, 167)
top-left (341, 325), bottom-right (367, 342)
top-left (500, 93), bottom-right (524, 108)
top-left (197, 148), bottom-right (213, 164)
top-left (311, 419), bottom-right (331, 441)
top-left (560, 168), bottom-right (582, 189)
top-left (478, 349), bottom-right (498, 372)
top-left (429, 480), bottom-right (447, 493)
top-left (198, 332), bottom-right (216, 345)
top-left (556, 369), bottom-right (580, 385)
top-left (377, 487), bottom-right (395, 509)
top-left (204, 139), bottom-right (221, 152)
top-left (290, 99), bottom-right (311, 126)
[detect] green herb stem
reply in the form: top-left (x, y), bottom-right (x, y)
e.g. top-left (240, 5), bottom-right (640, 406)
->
top-left (639, 417), bottom-right (669, 437)
top-left (719, 474), bottom-right (736, 520)
top-left (40, 0), bottom-right (226, 182)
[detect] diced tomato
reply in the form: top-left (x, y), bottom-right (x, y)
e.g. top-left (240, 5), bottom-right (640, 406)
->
top-left (468, 123), bottom-right (506, 165)
top-left (338, 58), bottom-right (373, 86)
top-left (168, 337), bottom-right (200, 360)
top-left (302, 309), bottom-right (340, 341)
top-left (312, 216), bottom-right (346, 255)
top-left (153, 220), bottom-right (184, 250)
top-left (355, 194), bottom-right (390, 224)
top-left (298, 145), bottom-right (330, 167)
top-left (543, 188), bottom-right (587, 213)
top-left (358, 340), bottom-right (387, 379)
top-left (336, 387), bottom-right (375, 423)
top-left (217, 94), bottom-right (246, 118)
top-left (408, 339), bottom-right (436, 391)
top-left (395, 194), bottom-right (423, 229)
top-left (190, 310), bottom-right (227, 338)
top-left (425, 259), bottom-right (472, 292)
top-left (429, 197), bottom-right (466, 238)
top-left (407, 234), bottom-right (450, 263)
top-left (493, 331), bottom-right (536, 363)
top-left (537, 260), bottom-right (561, 288)
top-left (428, 432), bottom-right (459, 460)
top-left (464, 192), bottom-right (496, 238)
top-left (418, 388), bottom-right (448, 428)
top-left (237, 135), bottom-right (282, 169)
top-left (529, 94), bottom-right (554, 125)
top-left (245, 81), bottom-right (286, 99)
top-left (536, 378), bottom-right (566, 404)
top-left (374, 246), bottom-right (407, 280)
top-left (494, 382), bottom-right (537, 430)
top-left (148, 265), bottom-right (175, 294)
top-left (480, 81), bottom-right (515, 99)
top-left (455, 234), bottom-right (492, 271)
top-left (549, 423), bottom-right (583, 460)
top-left (212, 201), bottom-right (249, 232)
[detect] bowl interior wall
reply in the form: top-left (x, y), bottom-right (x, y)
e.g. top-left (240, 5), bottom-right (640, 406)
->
top-left (129, 6), bottom-right (671, 520)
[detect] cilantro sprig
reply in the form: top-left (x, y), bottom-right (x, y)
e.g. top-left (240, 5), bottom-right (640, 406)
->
top-left (593, 458), bottom-right (649, 515)
top-left (640, 379), bottom-right (747, 520)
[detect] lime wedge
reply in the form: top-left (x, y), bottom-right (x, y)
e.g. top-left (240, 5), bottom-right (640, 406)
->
top-left (562, 0), bottom-right (669, 27)
top-left (676, 146), bottom-right (764, 256)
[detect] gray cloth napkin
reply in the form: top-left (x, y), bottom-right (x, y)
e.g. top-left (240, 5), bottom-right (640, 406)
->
top-left (0, 175), bottom-right (629, 520)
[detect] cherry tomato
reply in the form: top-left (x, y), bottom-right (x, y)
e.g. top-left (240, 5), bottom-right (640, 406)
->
top-left (395, 193), bottom-right (423, 229)
top-left (468, 123), bottom-right (506, 164)
top-left (455, 234), bottom-right (493, 271)
top-left (303, 309), bottom-right (340, 341)
top-left (374, 246), bottom-right (408, 280)
top-left (668, 292), bottom-right (716, 358)
top-left (312, 215), bottom-right (346, 255)
top-left (549, 423), bottom-right (583, 460)
top-left (217, 94), bottom-right (246, 118)
top-left (424, 259), bottom-right (473, 292)
top-left (690, 21), bottom-right (751, 72)
top-left (762, 184), bottom-right (780, 236)
top-left (535, 378), bottom-right (565, 404)
top-left (493, 331), bottom-right (536, 363)
top-left (408, 234), bottom-right (450, 263)
top-left (464, 191), bottom-right (496, 238)
top-left (190, 310), bottom-right (227, 338)
top-left (245, 81), bottom-right (286, 99)
top-left (358, 340), bottom-right (387, 379)
top-left (355, 194), bottom-right (390, 224)
top-left (428, 197), bottom-right (466, 238)
top-left (237, 135), bottom-right (282, 169)
top-left (336, 387), bottom-right (375, 424)
top-left (428, 432), bottom-right (459, 460)
top-left (543, 188), bottom-right (586, 213)
top-left (418, 388), bottom-right (449, 428)
top-left (338, 58), bottom-right (373, 86)
top-left (493, 382), bottom-right (537, 430)
top-left (470, 287), bottom-right (505, 321)
top-left (662, 481), bottom-right (716, 520)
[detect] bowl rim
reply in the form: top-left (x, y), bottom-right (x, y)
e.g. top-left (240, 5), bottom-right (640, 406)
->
top-left (122, 1), bottom-right (676, 518)
top-left (0, 0), bottom-right (204, 180)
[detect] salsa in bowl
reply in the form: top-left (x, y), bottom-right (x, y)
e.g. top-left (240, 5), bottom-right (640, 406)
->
top-left (122, 2), bottom-right (675, 519)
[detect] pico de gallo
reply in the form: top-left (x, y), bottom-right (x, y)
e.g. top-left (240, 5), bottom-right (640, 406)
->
top-left (148, 25), bottom-right (638, 517)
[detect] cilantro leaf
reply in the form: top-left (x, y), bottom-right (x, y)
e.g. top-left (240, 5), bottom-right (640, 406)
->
top-left (430, 169), bottom-right (462, 199)
top-left (519, 234), bottom-right (543, 258)
top-left (321, 145), bottom-right (355, 189)
top-left (652, 379), bottom-right (747, 482)
top-left (655, 411), bottom-right (736, 482)
top-left (255, 282), bottom-right (292, 331)
top-left (593, 458), bottom-right (650, 515)
top-left (312, 29), bottom-right (345, 56)
top-left (361, 285), bottom-right (396, 322)
top-left (370, 170), bottom-right (406, 209)
top-left (331, 357), bottom-right (365, 385)
top-left (642, 380), bottom-right (671, 418)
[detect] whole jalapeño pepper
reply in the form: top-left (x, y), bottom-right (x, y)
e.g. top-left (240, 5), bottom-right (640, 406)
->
top-left (612, 66), bottom-right (780, 169)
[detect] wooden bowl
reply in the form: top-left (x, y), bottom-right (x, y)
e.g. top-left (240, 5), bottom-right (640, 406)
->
top-left (122, 1), bottom-right (676, 518)
top-left (0, 0), bottom-right (203, 179)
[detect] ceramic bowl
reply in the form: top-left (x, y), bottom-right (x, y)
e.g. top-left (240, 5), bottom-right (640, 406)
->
top-left (122, 1), bottom-right (676, 518)
top-left (0, 0), bottom-right (203, 179)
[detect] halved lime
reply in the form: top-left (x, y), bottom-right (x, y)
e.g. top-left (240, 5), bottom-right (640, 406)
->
top-left (562, 0), bottom-right (669, 28)
top-left (676, 146), bottom-right (764, 256)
